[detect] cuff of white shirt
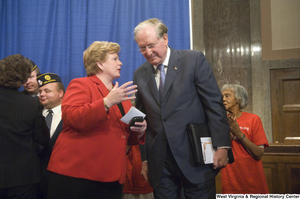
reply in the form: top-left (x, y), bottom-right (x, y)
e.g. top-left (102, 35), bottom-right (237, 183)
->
top-left (217, 146), bottom-right (231, 149)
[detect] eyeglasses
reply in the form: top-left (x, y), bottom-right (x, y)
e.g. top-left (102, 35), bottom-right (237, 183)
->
top-left (138, 40), bottom-right (160, 53)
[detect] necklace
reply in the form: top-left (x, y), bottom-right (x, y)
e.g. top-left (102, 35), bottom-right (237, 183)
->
top-left (107, 83), bottom-right (114, 92)
top-left (236, 111), bottom-right (242, 118)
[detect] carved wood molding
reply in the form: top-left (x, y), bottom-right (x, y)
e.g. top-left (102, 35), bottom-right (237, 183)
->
top-left (283, 105), bottom-right (300, 112)
top-left (264, 144), bottom-right (300, 156)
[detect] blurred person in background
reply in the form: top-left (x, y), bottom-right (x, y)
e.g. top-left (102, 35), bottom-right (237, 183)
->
top-left (123, 98), bottom-right (154, 199)
top-left (221, 84), bottom-right (269, 194)
top-left (21, 58), bottom-right (40, 97)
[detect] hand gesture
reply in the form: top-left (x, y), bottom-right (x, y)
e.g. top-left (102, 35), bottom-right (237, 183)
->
top-left (104, 81), bottom-right (137, 108)
top-left (227, 113), bottom-right (241, 137)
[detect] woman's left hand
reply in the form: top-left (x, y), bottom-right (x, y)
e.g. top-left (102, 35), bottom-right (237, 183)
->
top-left (130, 119), bottom-right (147, 136)
top-left (104, 81), bottom-right (137, 108)
top-left (227, 113), bottom-right (241, 137)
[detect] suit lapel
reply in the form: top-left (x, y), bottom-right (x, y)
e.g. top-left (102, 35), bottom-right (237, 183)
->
top-left (162, 49), bottom-right (181, 100)
top-left (48, 120), bottom-right (63, 150)
top-left (144, 63), bottom-right (161, 105)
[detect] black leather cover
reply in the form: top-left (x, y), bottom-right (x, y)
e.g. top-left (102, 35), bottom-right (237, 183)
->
top-left (187, 123), bottom-right (234, 166)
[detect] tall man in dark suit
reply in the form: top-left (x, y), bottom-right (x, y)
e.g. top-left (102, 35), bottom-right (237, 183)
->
top-left (36, 73), bottom-right (65, 199)
top-left (133, 18), bottom-right (231, 198)
top-left (0, 54), bottom-right (49, 199)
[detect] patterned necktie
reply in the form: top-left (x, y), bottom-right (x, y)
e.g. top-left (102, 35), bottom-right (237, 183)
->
top-left (157, 64), bottom-right (165, 96)
top-left (45, 109), bottom-right (53, 130)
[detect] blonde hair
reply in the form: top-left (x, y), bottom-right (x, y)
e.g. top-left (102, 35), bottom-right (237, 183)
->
top-left (134, 18), bottom-right (168, 41)
top-left (83, 41), bottom-right (120, 76)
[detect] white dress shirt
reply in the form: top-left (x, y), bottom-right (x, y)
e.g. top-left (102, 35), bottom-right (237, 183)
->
top-left (42, 105), bottom-right (62, 138)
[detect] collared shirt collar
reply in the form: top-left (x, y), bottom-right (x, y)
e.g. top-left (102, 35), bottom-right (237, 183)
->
top-left (153, 47), bottom-right (170, 70)
top-left (42, 104), bottom-right (61, 117)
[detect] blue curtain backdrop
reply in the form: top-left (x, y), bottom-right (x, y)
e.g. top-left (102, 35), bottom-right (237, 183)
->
top-left (0, 0), bottom-right (190, 88)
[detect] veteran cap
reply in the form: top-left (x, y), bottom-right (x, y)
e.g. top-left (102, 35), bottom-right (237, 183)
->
top-left (37, 73), bottom-right (62, 87)
top-left (25, 58), bottom-right (38, 72)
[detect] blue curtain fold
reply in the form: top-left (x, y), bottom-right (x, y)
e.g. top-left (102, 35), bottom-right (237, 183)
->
top-left (0, 0), bottom-right (190, 88)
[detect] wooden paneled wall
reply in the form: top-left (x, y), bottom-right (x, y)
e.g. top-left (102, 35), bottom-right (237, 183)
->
top-left (262, 144), bottom-right (300, 194)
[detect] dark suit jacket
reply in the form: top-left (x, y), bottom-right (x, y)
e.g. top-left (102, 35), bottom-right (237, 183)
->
top-left (0, 87), bottom-right (49, 188)
top-left (20, 89), bottom-right (29, 95)
top-left (38, 119), bottom-right (63, 198)
top-left (39, 120), bottom-right (63, 167)
top-left (133, 48), bottom-right (230, 188)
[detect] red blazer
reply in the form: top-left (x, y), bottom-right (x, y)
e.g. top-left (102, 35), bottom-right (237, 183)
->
top-left (48, 75), bottom-right (144, 184)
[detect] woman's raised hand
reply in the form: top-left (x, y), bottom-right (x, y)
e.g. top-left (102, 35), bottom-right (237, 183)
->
top-left (104, 81), bottom-right (137, 108)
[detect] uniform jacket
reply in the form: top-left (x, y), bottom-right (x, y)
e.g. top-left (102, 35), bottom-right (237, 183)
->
top-left (133, 48), bottom-right (230, 188)
top-left (39, 120), bottom-right (63, 166)
top-left (38, 119), bottom-right (63, 198)
top-left (0, 87), bottom-right (49, 188)
top-left (47, 75), bottom-right (144, 184)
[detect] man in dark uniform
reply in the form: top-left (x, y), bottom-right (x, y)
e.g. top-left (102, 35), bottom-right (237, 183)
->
top-left (36, 73), bottom-right (65, 199)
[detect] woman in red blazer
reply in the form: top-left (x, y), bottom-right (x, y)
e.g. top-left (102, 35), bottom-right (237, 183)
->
top-left (47, 41), bottom-right (146, 199)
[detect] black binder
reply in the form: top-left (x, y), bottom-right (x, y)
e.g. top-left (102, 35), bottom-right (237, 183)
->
top-left (187, 123), bottom-right (234, 166)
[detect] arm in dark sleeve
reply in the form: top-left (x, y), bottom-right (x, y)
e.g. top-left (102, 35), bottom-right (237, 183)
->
top-left (194, 52), bottom-right (230, 148)
top-left (33, 104), bottom-right (50, 153)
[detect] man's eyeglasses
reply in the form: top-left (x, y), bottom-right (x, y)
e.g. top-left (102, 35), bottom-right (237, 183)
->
top-left (138, 40), bottom-right (160, 53)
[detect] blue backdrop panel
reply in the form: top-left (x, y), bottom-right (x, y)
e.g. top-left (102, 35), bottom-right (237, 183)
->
top-left (0, 0), bottom-right (190, 88)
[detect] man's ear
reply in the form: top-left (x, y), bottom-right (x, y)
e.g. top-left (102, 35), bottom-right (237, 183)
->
top-left (163, 33), bottom-right (168, 46)
top-left (59, 89), bottom-right (64, 98)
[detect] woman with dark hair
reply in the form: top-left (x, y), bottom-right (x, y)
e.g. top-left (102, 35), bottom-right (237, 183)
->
top-left (221, 84), bottom-right (269, 194)
top-left (0, 54), bottom-right (49, 199)
top-left (47, 41), bottom-right (146, 199)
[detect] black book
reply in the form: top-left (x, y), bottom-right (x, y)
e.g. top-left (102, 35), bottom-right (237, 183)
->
top-left (187, 123), bottom-right (234, 166)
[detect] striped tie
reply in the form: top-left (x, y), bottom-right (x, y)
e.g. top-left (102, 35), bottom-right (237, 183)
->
top-left (45, 109), bottom-right (53, 130)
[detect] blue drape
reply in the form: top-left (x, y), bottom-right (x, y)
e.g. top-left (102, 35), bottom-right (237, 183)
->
top-left (0, 0), bottom-right (190, 88)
